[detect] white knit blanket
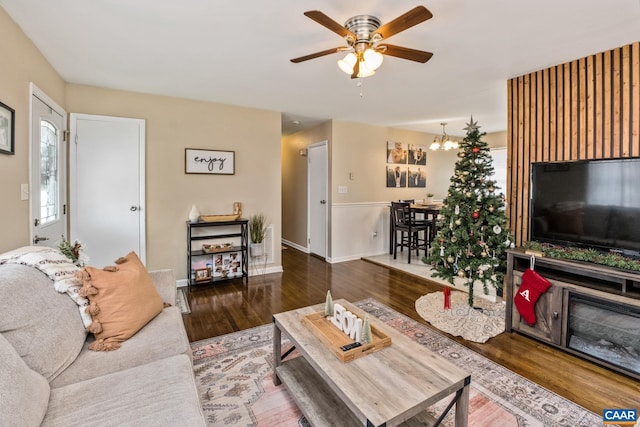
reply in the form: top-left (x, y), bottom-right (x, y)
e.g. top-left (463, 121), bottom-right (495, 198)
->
top-left (0, 246), bottom-right (92, 327)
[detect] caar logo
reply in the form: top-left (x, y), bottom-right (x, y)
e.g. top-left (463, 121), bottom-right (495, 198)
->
top-left (603, 409), bottom-right (637, 425)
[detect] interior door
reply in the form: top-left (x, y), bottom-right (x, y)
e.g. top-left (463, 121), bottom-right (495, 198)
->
top-left (69, 114), bottom-right (146, 267)
top-left (30, 89), bottom-right (67, 247)
top-left (308, 141), bottom-right (328, 258)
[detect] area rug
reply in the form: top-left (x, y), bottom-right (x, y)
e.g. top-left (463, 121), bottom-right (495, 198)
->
top-left (415, 290), bottom-right (506, 343)
top-left (176, 287), bottom-right (191, 314)
top-left (190, 298), bottom-right (602, 427)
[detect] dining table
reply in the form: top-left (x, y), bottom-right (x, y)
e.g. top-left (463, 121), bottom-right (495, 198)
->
top-left (388, 202), bottom-right (442, 255)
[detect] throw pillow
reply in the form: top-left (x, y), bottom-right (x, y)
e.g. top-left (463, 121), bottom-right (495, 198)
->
top-left (77, 252), bottom-right (164, 351)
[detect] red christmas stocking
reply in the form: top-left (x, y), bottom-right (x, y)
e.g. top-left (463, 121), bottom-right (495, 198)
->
top-left (514, 268), bottom-right (551, 325)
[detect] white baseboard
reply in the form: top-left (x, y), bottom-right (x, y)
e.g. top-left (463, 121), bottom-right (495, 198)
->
top-left (281, 239), bottom-right (308, 253)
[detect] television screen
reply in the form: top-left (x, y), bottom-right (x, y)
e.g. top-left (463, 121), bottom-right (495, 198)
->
top-left (530, 158), bottom-right (640, 257)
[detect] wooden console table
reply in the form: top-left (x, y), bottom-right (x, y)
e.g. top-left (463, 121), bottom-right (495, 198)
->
top-left (273, 299), bottom-right (471, 426)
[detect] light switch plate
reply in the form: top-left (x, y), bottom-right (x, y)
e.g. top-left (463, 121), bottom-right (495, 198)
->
top-left (338, 185), bottom-right (348, 194)
top-left (20, 183), bottom-right (29, 201)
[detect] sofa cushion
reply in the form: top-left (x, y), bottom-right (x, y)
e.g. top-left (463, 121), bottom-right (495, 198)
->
top-left (0, 264), bottom-right (87, 381)
top-left (0, 333), bottom-right (51, 427)
top-left (78, 252), bottom-right (164, 351)
top-left (50, 306), bottom-right (191, 388)
top-left (43, 354), bottom-right (206, 427)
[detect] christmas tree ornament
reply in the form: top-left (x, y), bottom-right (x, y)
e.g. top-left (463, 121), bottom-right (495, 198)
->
top-left (493, 225), bottom-right (502, 234)
top-left (489, 206), bottom-right (495, 212)
top-left (472, 211), bottom-right (480, 219)
top-left (458, 270), bottom-right (466, 278)
top-left (451, 236), bottom-right (458, 243)
top-left (447, 255), bottom-right (455, 263)
top-left (472, 147), bottom-right (480, 153)
top-left (455, 219), bottom-right (462, 225)
top-left (440, 246), bottom-right (445, 256)
top-left (455, 205), bottom-right (460, 215)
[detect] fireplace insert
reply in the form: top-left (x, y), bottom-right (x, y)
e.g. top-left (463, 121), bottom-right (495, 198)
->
top-left (567, 292), bottom-right (640, 378)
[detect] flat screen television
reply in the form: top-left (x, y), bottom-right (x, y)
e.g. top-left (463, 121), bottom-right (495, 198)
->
top-left (530, 157), bottom-right (640, 258)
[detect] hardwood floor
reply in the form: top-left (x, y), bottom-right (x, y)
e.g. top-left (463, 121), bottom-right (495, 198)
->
top-left (182, 246), bottom-right (639, 415)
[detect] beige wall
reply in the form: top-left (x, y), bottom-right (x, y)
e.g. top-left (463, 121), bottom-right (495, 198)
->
top-left (281, 121), bottom-right (331, 248)
top-left (65, 84), bottom-right (282, 278)
top-left (331, 120), bottom-right (460, 202)
top-left (0, 7), bottom-right (66, 251)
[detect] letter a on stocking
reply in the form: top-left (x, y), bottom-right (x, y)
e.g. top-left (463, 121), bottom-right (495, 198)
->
top-left (514, 268), bottom-right (551, 325)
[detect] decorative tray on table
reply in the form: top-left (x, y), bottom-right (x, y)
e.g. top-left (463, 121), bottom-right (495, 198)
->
top-left (198, 214), bottom-right (241, 222)
top-left (301, 311), bottom-right (391, 362)
top-left (202, 243), bottom-right (233, 253)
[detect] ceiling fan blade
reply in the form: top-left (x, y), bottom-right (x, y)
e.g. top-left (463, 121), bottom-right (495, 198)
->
top-left (374, 6), bottom-right (433, 40)
top-left (378, 44), bottom-right (433, 63)
top-left (304, 10), bottom-right (356, 39)
top-left (290, 47), bottom-right (346, 63)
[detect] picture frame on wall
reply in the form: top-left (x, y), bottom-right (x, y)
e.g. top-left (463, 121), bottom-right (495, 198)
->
top-left (408, 144), bottom-right (427, 165)
top-left (0, 101), bottom-right (15, 155)
top-left (408, 166), bottom-right (426, 188)
top-left (386, 165), bottom-right (407, 188)
top-left (386, 141), bottom-right (407, 164)
top-left (185, 148), bottom-right (235, 174)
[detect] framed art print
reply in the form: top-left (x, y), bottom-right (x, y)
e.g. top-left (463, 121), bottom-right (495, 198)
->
top-left (185, 148), bottom-right (235, 174)
top-left (0, 101), bottom-right (15, 155)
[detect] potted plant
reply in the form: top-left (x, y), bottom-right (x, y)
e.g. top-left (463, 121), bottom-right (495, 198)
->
top-left (249, 213), bottom-right (268, 257)
top-left (426, 193), bottom-right (435, 203)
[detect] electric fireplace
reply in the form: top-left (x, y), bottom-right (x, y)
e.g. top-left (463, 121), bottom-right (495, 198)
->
top-left (567, 292), bottom-right (640, 378)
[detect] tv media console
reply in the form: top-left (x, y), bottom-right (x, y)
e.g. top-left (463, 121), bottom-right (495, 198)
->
top-left (505, 248), bottom-right (640, 380)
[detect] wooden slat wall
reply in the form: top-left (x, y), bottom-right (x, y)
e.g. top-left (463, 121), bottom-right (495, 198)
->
top-left (507, 41), bottom-right (640, 246)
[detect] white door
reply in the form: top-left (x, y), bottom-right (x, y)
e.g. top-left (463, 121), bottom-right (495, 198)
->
top-left (69, 114), bottom-right (146, 267)
top-left (30, 88), bottom-right (67, 248)
top-left (308, 141), bottom-right (328, 258)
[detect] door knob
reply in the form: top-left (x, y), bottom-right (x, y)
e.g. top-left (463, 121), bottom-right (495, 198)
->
top-left (33, 235), bottom-right (49, 244)
top-left (320, 200), bottom-right (326, 204)
top-left (130, 206), bottom-right (138, 211)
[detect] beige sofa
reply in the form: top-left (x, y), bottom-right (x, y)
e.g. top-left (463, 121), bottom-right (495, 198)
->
top-left (0, 259), bottom-right (206, 426)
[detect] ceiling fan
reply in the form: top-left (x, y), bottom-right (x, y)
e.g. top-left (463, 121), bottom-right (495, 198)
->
top-left (291, 6), bottom-right (434, 78)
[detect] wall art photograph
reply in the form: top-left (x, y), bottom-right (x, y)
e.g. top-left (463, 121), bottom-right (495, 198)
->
top-left (0, 101), bottom-right (15, 155)
top-left (387, 165), bottom-right (407, 188)
top-left (386, 141), bottom-right (407, 164)
top-left (408, 166), bottom-right (427, 188)
top-left (408, 144), bottom-right (427, 165)
top-left (185, 148), bottom-right (235, 174)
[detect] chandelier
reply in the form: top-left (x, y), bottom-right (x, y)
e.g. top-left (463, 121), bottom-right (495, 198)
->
top-left (429, 122), bottom-right (459, 151)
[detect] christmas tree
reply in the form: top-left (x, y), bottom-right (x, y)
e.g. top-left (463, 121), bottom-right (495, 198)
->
top-left (425, 116), bottom-right (512, 306)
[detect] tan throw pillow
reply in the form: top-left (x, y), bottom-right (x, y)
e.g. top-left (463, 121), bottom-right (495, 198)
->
top-left (77, 252), bottom-right (164, 351)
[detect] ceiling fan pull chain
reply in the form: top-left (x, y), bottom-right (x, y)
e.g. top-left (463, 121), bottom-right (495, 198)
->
top-left (358, 80), bottom-right (364, 98)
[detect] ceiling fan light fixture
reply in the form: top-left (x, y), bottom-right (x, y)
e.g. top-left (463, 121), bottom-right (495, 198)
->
top-left (363, 48), bottom-right (383, 70)
top-left (357, 60), bottom-right (376, 78)
top-left (338, 52), bottom-right (357, 74)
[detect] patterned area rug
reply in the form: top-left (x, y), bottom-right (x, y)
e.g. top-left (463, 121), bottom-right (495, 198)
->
top-left (415, 290), bottom-right (506, 343)
top-left (176, 288), bottom-right (191, 314)
top-left (191, 299), bottom-right (601, 427)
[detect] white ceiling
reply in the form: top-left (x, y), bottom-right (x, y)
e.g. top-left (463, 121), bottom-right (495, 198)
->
top-left (2, 0), bottom-right (640, 137)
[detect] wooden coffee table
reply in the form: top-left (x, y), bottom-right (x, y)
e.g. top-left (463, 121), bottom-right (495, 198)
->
top-left (273, 299), bottom-right (471, 426)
